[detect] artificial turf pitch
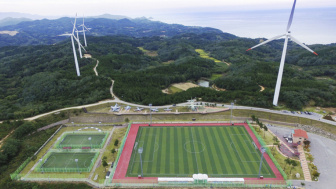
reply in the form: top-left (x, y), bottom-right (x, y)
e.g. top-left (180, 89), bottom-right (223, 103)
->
top-left (126, 126), bottom-right (275, 178)
top-left (40, 152), bottom-right (96, 169)
top-left (59, 133), bottom-right (106, 147)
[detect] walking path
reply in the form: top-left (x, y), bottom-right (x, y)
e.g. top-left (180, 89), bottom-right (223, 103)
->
top-left (298, 145), bottom-right (312, 181)
top-left (0, 129), bottom-right (15, 148)
top-left (93, 60), bottom-right (99, 76)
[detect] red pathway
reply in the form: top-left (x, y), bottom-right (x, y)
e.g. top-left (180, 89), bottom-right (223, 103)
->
top-left (112, 123), bottom-right (284, 184)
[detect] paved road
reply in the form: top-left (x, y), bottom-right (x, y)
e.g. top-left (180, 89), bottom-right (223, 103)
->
top-left (267, 124), bottom-right (336, 189)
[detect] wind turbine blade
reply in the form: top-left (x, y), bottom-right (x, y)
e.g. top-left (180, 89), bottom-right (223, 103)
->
top-left (72, 14), bottom-right (77, 34)
top-left (247, 34), bottom-right (285, 51)
top-left (73, 34), bottom-right (86, 52)
top-left (287, 0), bottom-right (297, 32)
top-left (273, 35), bottom-right (290, 106)
top-left (290, 36), bottom-right (318, 55)
top-left (84, 26), bottom-right (90, 31)
top-left (58, 34), bottom-right (71, 36)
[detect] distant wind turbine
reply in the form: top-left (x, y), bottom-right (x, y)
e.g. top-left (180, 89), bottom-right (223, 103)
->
top-left (246, 0), bottom-right (318, 106)
top-left (79, 16), bottom-right (91, 47)
top-left (59, 14), bottom-right (86, 76)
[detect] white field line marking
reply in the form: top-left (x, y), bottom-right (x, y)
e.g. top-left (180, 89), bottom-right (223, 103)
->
top-left (129, 127), bottom-right (144, 173)
top-left (190, 128), bottom-right (199, 172)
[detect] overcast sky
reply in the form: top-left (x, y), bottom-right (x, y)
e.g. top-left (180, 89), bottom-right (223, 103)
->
top-left (1, 0), bottom-right (336, 17)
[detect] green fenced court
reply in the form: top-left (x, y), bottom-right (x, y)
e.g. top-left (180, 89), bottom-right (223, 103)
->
top-left (55, 132), bottom-right (108, 149)
top-left (35, 152), bottom-right (99, 172)
top-left (126, 126), bottom-right (275, 178)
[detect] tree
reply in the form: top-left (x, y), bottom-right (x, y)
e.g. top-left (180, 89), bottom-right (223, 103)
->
top-left (251, 115), bottom-right (256, 123)
top-left (102, 159), bottom-right (108, 167)
top-left (263, 125), bottom-right (268, 138)
top-left (114, 139), bottom-right (119, 146)
top-left (124, 118), bottom-right (130, 123)
top-left (111, 148), bottom-right (116, 154)
top-left (303, 140), bottom-right (311, 148)
top-left (284, 157), bottom-right (291, 170)
top-left (290, 160), bottom-right (298, 174)
top-left (102, 156), bottom-right (108, 168)
top-left (312, 170), bottom-right (320, 178)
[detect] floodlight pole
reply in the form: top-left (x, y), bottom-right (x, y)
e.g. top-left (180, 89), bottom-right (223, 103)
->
top-left (149, 104), bottom-right (152, 126)
top-left (75, 159), bottom-right (79, 172)
top-left (138, 147), bottom-right (143, 177)
top-left (258, 147), bottom-right (266, 178)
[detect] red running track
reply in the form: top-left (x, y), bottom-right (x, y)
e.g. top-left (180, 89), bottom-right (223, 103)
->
top-left (112, 123), bottom-right (284, 183)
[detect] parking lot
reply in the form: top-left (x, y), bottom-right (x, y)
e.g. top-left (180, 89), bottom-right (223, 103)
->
top-left (267, 124), bottom-right (336, 189)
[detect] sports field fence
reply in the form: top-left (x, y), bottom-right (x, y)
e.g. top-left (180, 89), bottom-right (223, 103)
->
top-left (247, 120), bottom-right (288, 180)
top-left (106, 122), bottom-right (132, 185)
top-left (35, 151), bottom-right (99, 173)
top-left (54, 131), bottom-right (108, 149)
top-left (111, 179), bottom-right (291, 188)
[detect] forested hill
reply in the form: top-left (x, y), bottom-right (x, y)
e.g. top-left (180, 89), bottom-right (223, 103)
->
top-left (0, 17), bottom-right (223, 47)
top-left (1, 31), bottom-right (336, 121)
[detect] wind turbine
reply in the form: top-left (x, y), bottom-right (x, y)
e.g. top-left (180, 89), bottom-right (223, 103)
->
top-left (59, 14), bottom-right (86, 76)
top-left (246, 0), bottom-right (318, 106)
top-left (79, 16), bottom-right (90, 47)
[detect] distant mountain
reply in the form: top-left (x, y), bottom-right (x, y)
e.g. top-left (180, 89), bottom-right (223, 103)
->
top-left (88, 14), bottom-right (130, 20)
top-left (0, 12), bottom-right (47, 20)
top-left (0, 17), bottom-right (223, 47)
top-left (0, 17), bottom-right (32, 27)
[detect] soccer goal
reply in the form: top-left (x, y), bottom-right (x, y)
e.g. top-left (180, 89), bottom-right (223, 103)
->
top-left (252, 141), bottom-right (258, 150)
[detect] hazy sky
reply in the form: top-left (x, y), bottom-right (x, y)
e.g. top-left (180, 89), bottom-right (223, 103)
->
top-left (1, 0), bottom-right (335, 17)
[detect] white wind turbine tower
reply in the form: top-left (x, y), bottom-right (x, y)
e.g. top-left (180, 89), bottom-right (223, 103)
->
top-left (79, 16), bottom-right (90, 47)
top-left (246, 0), bottom-right (318, 106)
top-left (59, 14), bottom-right (86, 76)
top-left (75, 28), bottom-right (83, 58)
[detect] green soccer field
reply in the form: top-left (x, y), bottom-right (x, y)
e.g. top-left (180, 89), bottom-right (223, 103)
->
top-left (58, 133), bottom-right (107, 148)
top-left (126, 126), bottom-right (275, 178)
top-left (38, 152), bottom-right (98, 172)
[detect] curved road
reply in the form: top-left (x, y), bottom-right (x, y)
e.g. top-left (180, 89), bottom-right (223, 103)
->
top-left (3, 59), bottom-right (335, 127)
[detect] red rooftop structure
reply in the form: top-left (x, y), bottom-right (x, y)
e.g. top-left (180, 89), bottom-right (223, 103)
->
top-left (292, 129), bottom-right (308, 144)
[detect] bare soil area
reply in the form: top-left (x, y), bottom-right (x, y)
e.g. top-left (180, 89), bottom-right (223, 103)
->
top-left (0, 30), bottom-right (18, 36)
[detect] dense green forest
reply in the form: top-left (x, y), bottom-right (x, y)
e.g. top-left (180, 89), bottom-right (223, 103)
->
top-left (0, 113), bottom-right (92, 188)
top-left (1, 18), bottom-right (336, 188)
top-left (1, 32), bottom-right (336, 121)
top-left (0, 17), bottom-right (221, 47)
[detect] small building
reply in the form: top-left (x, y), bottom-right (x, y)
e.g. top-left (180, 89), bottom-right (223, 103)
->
top-left (292, 129), bottom-right (308, 144)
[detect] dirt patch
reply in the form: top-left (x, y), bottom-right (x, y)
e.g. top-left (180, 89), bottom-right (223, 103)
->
top-left (259, 85), bottom-right (265, 92)
top-left (172, 82), bottom-right (199, 91)
top-left (0, 30), bottom-right (18, 36)
top-left (162, 89), bottom-right (170, 94)
top-left (212, 84), bottom-right (226, 91)
top-left (223, 61), bottom-right (231, 66)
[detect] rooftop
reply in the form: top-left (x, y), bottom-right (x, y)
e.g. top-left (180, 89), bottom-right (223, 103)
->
top-left (293, 129), bottom-right (308, 139)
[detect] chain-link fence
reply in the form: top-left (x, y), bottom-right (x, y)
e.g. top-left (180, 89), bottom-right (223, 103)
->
top-left (247, 120), bottom-right (287, 180)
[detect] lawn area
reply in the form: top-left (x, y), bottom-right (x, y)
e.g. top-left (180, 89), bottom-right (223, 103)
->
top-left (210, 74), bottom-right (222, 80)
top-left (138, 47), bottom-right (158, 57)
top-left (195, 49), bottom-right (221, 63)
top-left (126, 126), bottom-right (275, 178)
top-left (91, 127), bottom-right (127, 184)
top-left (168, 86), bottom-right (184, 94)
